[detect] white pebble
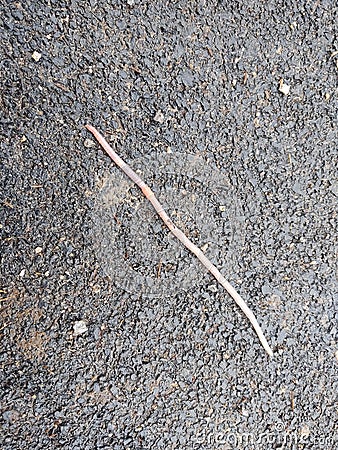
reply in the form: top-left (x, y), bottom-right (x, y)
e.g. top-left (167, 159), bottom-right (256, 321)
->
top-left (279, 79), bottom-right (290, 95)
top-left (32, 51), bottom-right (42, 62)
top-left (154, 110), bottom-right (164, 124)
top-left (73, 320), bottom-right (88, 337)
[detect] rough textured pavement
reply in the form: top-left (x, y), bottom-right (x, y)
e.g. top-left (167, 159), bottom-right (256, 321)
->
top-left (1, 1), bottom-right (337, 449)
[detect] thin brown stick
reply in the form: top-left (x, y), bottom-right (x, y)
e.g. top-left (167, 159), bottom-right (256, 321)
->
top-left (85, 124), bottom-right (273, 357)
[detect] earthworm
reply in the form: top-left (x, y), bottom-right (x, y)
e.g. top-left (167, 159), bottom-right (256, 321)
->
top-left (85, 124), bottom-right (273, 357)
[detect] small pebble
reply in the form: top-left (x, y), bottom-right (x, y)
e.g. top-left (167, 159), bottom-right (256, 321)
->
top-left (279, 79), bottom-right (290, 95)
top-left (73, 320), bottom-right (88, 337)
top-left (300, 424), bottom-right (310, 438)
top-left (154, 110), bottom-right (164, 124)
top-left (32, 51), bottom-right (42, 62)
top-left (201, 243), bottom-right (209, 252)
top-left (84, 138), bottom-right (96, 148)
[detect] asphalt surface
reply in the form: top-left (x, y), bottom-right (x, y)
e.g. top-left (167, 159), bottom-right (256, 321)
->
top-left (1, 1), bottom-right (337, 449)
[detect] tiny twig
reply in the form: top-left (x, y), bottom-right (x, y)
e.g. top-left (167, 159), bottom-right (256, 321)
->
top-left (85, 124), bottom-right (273, 357)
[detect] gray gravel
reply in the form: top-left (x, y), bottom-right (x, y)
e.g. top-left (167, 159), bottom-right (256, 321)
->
top-left (1, 1), bottom-right (337, 449)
